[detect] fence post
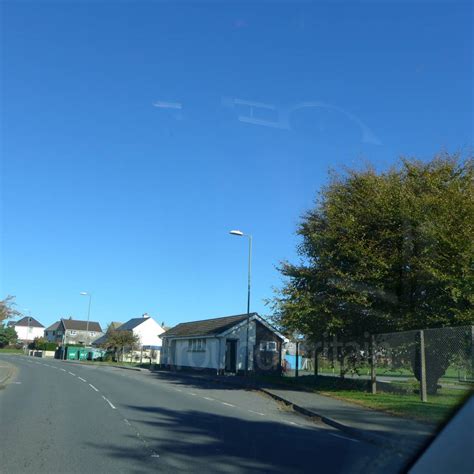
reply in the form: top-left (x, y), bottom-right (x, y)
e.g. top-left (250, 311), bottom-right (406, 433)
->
top-left (370, 335), bottom-right (377, 394)
top-left (314, 346), bottom-right (318, 376)
top-left (295, 341), bottom-right (299, 377)
top-left (419, 330), bottom-right (428, 402)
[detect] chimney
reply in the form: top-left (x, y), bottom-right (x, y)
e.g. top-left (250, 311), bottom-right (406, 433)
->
top-left (142, 313), bottom-right (150, 319)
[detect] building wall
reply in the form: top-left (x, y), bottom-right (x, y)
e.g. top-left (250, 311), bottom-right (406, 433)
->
top-left (60, 329), bottom-right (104, 345)
top-left (133, 318), bottom-right (165, 347)
top-left (253, 321), bottom-right (282, 374)
top-left (169, 337), bottom-right (221, 369)
top-left (223, 320), bottom-right (257, 372)
top-left (14, 325), bottom-right (44, 342)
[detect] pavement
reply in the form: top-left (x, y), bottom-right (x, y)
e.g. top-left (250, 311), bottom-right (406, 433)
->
top-left (0, 354), bottom-right (408, 474)
top-left (140, 369), bottom-right (436, 456)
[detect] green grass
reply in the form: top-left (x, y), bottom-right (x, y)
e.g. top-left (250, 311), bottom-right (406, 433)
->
top-left (0, 348), bottom-right (23, 354)
top-left (255, 373), bottom-right (471, 424)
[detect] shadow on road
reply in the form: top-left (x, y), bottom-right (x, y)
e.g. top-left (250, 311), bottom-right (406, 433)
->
top-left (86, 403), bottom-right (398, 474)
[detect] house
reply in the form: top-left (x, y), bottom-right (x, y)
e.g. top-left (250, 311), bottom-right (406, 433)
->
top-left (91, 321), bottom-right (123, 347)
top-left (54, 318), bottom-right (104, 346)
top-left (93, 314), bottom-right (165, 363)
top-left (44, 321), bottom-right (61, 342)
top-left (161, 313), bottom-right (288, 375)
top-left (8, 317), bottom-right (45, 343)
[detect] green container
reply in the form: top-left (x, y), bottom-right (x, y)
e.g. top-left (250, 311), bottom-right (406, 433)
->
top-left (67, 347), bottom-right (79, 360)
top-left (78, 349), bottom-right (88, 361)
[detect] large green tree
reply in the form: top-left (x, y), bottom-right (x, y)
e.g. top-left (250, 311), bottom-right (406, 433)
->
top-left (272, 155), bottom-right (473, 390)
top-left (0, 326), bottom-right (18, 348)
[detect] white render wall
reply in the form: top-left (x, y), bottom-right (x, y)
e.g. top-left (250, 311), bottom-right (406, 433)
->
top-left (164, 319), bottom-right (257, 371)
top-left (14, 325), bottom-right (44, 342)
top-left (133, 317), bottom-right (165, 347)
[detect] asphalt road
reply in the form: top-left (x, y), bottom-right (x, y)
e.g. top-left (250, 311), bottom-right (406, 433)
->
top-left (0, 355), bottom-right (405, 473)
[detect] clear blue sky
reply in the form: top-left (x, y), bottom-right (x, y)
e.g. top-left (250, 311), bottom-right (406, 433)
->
top-left (1, 1), bottom-right (472, 330)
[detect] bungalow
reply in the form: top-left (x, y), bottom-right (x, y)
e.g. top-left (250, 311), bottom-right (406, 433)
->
top-left (44, 321), bottom-right (60, 342)
top-left (8, 317), bottom-right (45, 343)
top-left (161, 313), bottom-right (288, 375)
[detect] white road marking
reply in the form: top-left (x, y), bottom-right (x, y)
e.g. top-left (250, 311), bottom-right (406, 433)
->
top-left (203, 397), bottom-right (215, 401)
top-left (89, 383), bottom-right (99, 392)
top-left (248, 410), bottom-right (265, 416)
top-left (102, 396), bottom-right (116, 409)
top-left (189, 392), bottom-right (197, 396)
top-left (60, 368), bottom-right (67, 372)
top-left (221, 402), bottom-right (235, 407)
top-left (285, 420), bottom-right (299, 426)
top-left (174, 388), bottom-right (182, 392)
top-left (78, 377), bottom-right (87, 382)
top-left (330, 433), bottom-right (360, 443)
top-left (124, 419), bottom-right (131, 426)
top-left (50, 366), bottom-right (58, 369)
top-left (68, 372), bottom-right (76, 376)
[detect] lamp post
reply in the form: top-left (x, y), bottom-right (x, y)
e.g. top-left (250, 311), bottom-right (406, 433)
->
top-left (80, 292), bottom-right (92, 347)
top-left (229, 229), bottom-right (252, 375)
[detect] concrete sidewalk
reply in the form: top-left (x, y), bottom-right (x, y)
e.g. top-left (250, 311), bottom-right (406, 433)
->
top-left (153, 369), bottom-right (436, 455)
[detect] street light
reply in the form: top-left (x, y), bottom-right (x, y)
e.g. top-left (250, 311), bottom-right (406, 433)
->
top-left (80, 292), bottom-right (92, 347)
top-left (229, 229), bottom-right (252, 374)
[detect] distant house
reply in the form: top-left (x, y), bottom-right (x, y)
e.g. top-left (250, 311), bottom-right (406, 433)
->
top-left (54, 318), bottom-right (104, 346)
top-left (93, 314), bottom-right (165, 363)
top-left (8, 317), bottom-right (45, 343)
top-left (44, 321), bottom-right (61, 342)
top-left (92, 321), bottom-right (123, 347)
top-left (161, 313), bottom-right (288, 375)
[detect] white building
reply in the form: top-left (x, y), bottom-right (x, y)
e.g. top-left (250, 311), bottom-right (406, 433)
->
top-left (8, 317), bottom-right (45, 343)
top-left (101, 314), bottom-right (165, 363)
top-left (161, 313), bottom-right (288, 375)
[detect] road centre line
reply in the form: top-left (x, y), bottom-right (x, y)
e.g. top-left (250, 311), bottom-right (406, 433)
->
top-left (248, 410), bottom-right (265, 416)
top-left (102, 396), bottom-right (116, 409)
top-left (329, 433), bottom-right (360, 443)
top-left (203, 397), bottom-right (214, 401)
top-left (68, 372), bottom-right (76, 376)
top-left (89, 383), bottom-right (99, 392)
top-left (189, 392), bottom-right (197, 396)
top-left (221, 402), bottom-right (235, 407)
top-left (60, 368), bottom-right (67, 372)
top-left (78, 377), bottom-right (87, 382)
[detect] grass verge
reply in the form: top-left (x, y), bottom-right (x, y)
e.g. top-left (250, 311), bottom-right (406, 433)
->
top-left (255, 374), bottom-right (471, 424)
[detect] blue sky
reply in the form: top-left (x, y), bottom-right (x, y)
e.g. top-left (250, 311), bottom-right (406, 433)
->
top-left (1, 1), bottom-right (472, 330)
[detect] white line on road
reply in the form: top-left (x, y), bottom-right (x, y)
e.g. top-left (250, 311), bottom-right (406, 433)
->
top-left (248, 410), bottom-right (265, 416)
top-left (68, 372), bottom-right (76, 376)
top-left (102, 396), bottom-right (116, 409)
top-left (174, 388), bottom-right (182, 392)
top-left (189, 393), bottom-right (197, 396)
top-left (78, 377), bottom-right (87, 382)
top-left (221, 402), bottom-right (235, 407)
top-left (60, 368), bottom-right (67, 372)
top-left (124, 419), bottom-right (131, 426)
top-left (50, 366), bottom-right (58, 369)
top-left (203, 397), bottom-right (215, 401)
top-left (284, 420), bottom-right (299, 426)
top-left (329, 433), bottom-right (360, 443)
top-left (89, 383), bottom-right (99, 392)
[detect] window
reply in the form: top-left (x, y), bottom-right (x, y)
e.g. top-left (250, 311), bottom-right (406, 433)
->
top-left (89, 332), bottom-right (95, 336)
top-left (69, 330), bottom-right (77, 336)
top-left (188, 338), bottom-right (206, 351)
top-left (259, 341), bottom-right (277, 352)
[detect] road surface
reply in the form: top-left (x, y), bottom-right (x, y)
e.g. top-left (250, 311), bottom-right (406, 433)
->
top-left (0, 355), bottom-right (405, 473)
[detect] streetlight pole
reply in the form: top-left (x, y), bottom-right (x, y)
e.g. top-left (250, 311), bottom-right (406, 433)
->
top-left (230, 230), bottom-right (252, 375)
top-left (80, 292), bottom-right (92, 347)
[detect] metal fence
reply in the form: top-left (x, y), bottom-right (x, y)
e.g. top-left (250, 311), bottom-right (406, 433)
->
top-left (284, 325), bottom-right (474, 401)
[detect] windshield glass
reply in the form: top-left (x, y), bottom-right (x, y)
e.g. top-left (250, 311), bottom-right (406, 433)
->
top-left (1, 1), bottom-right (472, 473)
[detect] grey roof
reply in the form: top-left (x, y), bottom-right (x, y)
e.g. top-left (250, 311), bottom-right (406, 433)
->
top-left (163, 313), bottom-right (256, 338)
top-left (61, 319), bottom-right (103, 332)
top-left (118, 317), bottom-right (149, 331)
top-left (13, 317), bottom-right (44, 328)
top-left (45, 321), bottom-right (60, 331)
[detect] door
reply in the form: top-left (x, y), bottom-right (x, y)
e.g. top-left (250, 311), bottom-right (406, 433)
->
top-left (225, 339), bottom-right (237, 373)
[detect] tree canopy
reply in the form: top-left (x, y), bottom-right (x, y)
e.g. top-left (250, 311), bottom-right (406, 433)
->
top-left (0, 296), bottom-right (21, 323)
top-left (271, 154), bottom-right (474, 342)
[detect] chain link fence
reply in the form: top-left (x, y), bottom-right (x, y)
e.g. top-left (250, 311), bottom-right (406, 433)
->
top-left (283, 325), bottom-right (474, 401)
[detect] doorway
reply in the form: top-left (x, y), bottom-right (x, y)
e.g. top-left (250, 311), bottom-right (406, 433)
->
top-left (225, 339), bottom-right (237, 373)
